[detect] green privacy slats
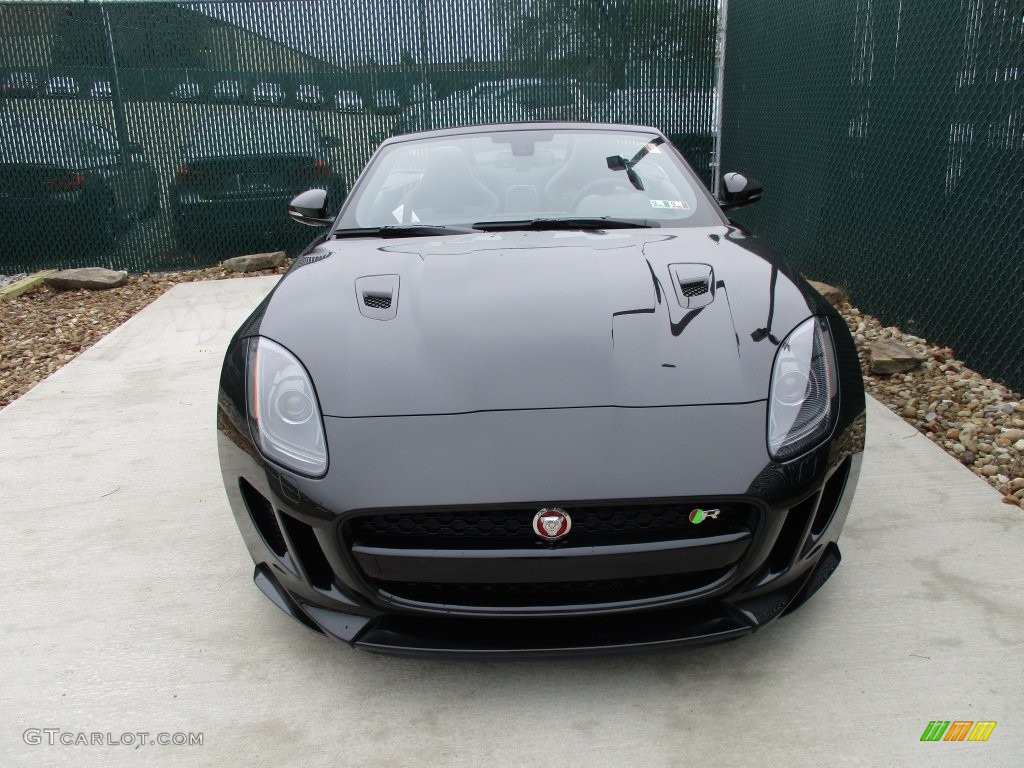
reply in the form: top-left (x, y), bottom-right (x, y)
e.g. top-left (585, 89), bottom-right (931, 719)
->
top-left (0, 0), bottom-right (719, 272)
top-left (722, 0), bottom-right (1023, 391)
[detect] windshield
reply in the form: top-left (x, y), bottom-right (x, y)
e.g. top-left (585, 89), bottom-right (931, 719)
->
top-left (338, 128), bottom-right (723, 230)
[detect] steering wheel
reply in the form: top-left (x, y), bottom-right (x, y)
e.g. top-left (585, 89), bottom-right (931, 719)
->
top-left (570, 177), bottom-right (640, 210)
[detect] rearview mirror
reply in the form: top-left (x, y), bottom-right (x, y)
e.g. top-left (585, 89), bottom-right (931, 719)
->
top-left (288, 188), bottom-right (334, 227)
top-left (719, 172), bottom-right (763, 210)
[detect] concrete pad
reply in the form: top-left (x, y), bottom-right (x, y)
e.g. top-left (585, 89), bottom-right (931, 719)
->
top-left (1, 277), bottom-right (1021, 767)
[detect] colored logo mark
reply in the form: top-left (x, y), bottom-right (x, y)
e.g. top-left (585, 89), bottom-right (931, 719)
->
top-left (920, 721), bottom-right (997, 742)
top-left (688, 508), bottom-right (721, 524)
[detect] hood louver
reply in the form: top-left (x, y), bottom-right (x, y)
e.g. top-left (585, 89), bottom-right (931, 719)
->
top-left (292, 250), bottom-right (332, 269)
top-left (668, 263), bottom-right (715, 309)
top-left (355, 274), bottom-right (400, 320)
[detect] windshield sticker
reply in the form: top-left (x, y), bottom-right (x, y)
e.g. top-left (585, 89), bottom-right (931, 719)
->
top-left (391, 204), bottom-right (420, 223)
top-left (650, 199), bottom-right (690, 211)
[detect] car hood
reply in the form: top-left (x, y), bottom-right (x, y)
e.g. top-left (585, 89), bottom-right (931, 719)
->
top-left (259, 227), bottom-right (816, 417)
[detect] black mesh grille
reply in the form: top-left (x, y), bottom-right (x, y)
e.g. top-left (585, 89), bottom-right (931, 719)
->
top-left (680, 280), bottom-right (709, 297)
top-left (348, 502), bottom-right (758, 609)
top-left (381, 570), bottom-right (730, 607)
top-left (363, 293), bottom-right (392, 309)
top-left (278, 511), bottom-right (335, 590)
top-left (810, 455), bottom-right (852, 537)
top-left (349, 502), bottom-right (756, 549)
top-left (239, 478), bottom-right (287, 557)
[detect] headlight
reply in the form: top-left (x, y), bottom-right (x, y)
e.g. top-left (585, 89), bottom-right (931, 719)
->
top-left (768, 317), bottom-right (839, 460)
top-left (247, 337), bottom-right (328, 476)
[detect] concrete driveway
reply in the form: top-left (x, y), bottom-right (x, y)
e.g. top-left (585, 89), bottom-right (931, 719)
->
top-left (1, 277), bottom-right (1021, 767)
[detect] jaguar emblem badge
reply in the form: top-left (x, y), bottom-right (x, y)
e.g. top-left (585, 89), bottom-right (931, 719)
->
top-left (533, 507), bottom-right (571, 540)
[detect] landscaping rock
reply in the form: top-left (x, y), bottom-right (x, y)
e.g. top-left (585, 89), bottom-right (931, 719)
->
top-left (805, 279), bottom-right (845, 306)
top-left (222, 251), bottom-right (285, 273)
top-left (868, 339), bottom-right (926, 375)
top-left (45, 268), bottom-right (127, 291)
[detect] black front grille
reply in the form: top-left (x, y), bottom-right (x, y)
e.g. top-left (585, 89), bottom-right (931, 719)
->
top-left (349, 502), bottom-right (755, 549)
top-left (381, 570), bottom-right (730, 607)
top-left (346, 502), bottom-right (758, 609)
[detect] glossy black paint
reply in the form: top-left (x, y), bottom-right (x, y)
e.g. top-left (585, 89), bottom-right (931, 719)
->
top-left (719, 171), bottom-right (763, 210)
top-left (217, 123), bottom-right (865, 656)
top-left (259, 228), bottom-right (815, 418)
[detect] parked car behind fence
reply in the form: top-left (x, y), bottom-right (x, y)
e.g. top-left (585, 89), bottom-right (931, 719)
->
top-left (252, 81), bottom-right (285, 106)
top-left (334, 89), bottom-right (364, 113)
top-left (170, 110), bottom-right (346, 256)
top-left (295, 83), bottom-right (324, 109)
top-left (43, 76), bottom-right (80, 98)
top-left (0, 114), bottom-right (160, 256)
top-left (1, 71), bottom-right (37, 98)
top-left (213, 79), bottom-right (245, 104)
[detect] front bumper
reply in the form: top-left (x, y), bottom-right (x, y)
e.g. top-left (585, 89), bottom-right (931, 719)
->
top-left (218, 377), bottom-right (864, 655)
top-left (250, 539), bottom-right (844, 657)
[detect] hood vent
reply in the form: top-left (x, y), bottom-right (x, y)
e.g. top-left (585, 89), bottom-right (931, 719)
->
top-left (668, 263), bottom-right (715, 309)
top-left (679, 280), bottom-right (709, 298)
top-left (292, 250), bottom-right (332, 270)
top-left (355, 274), bottom-right (400, 320)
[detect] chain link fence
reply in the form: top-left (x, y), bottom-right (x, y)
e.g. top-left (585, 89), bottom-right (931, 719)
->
top-left (0, 0), bottom-right (719, 273)
top-left (721, 0), bottom-right (1023, 391)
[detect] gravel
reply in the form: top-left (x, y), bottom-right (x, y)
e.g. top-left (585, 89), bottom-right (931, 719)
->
top-left (1, 265), bottom-right (1021, 506)
top-left (0, 261), bottom-right (291, 410)
top-left (0, 273), bottom-right (28, 289)
top-left (836, 297), bottom-right (1024, 506)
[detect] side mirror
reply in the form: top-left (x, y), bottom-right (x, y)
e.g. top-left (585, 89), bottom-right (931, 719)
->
top-left (288, 188), bottom-right (334, 227)
top-left (719, 172), bottom-right (763, 210)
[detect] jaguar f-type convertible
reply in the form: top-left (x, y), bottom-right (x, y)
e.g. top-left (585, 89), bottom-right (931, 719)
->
top-left (217, 122), bottom-right (865, 656)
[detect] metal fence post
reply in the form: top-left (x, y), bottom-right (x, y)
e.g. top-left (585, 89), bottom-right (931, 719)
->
top-left (712, 0), bottom-right (729, 198)
top-left (99, 3), bottom-right (130, 152)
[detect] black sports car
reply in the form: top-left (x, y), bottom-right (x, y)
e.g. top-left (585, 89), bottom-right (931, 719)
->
top-left (217, 123), bottom-right (865, 656)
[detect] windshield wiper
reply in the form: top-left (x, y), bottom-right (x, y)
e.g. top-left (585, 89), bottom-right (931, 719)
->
top-left (331, 224), bottom-right (476, 239)
top-left (472, 217), bottom-right (658, 232)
